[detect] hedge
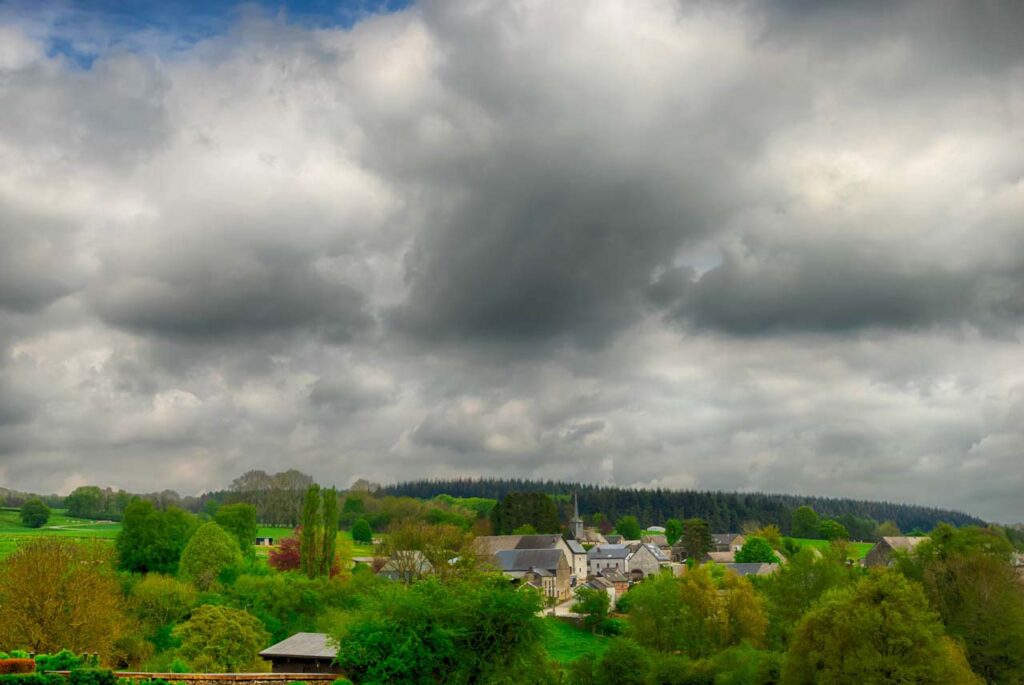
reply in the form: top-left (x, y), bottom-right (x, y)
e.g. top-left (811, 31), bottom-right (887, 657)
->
top-left (67, 670), bottom-right (116, 685)
top-left (0, 661), bottom-right (35, 675)
top-left (0, 676), bottom-right (65, 685)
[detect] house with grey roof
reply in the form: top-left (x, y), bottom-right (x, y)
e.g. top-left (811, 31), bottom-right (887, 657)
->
top-left (864, 536), bottom-right (928, 567)
top-left (475, 533), bottom-right (587, 584)
top-left (377, 550), bottom-right (434, 583)
top-left (723, 562), bottom-right (780, 577)
top-left (587, 543), bottom-right (630, 576)
top-left (711, 533), bottom-right (745, 553)
top-left (259, 632), bottom-right (340, 674)
top-left (495, 548), bottom-right (572, 601)
top-left (628, 542), bottom-right (670, 579)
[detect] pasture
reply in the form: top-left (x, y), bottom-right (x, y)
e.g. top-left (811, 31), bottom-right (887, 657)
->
top-left (787, 536), bottom-right (874, 560)
top-left (543, 618), bottom-right (610, 664)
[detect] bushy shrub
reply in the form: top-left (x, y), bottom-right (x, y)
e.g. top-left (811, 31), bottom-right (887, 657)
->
top-left (0, 661), bottom-right (35, 675)
top-left (0, 675), bottom-right (66, 685)
top-left (331, 679), bottom-right (354, 685)
top-left (67, 670), bottom-right (116, 685)
top-left (599, 618), bottom-right (626, 636)
top-left (35, 651), bottom-right (84, 672)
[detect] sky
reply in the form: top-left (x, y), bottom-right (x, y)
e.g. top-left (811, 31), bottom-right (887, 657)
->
top-left (0, 0), bottom-right (1022, 522)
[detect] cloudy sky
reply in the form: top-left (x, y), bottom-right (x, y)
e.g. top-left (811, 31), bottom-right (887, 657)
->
top-left (1, 0), bottom-right (1022, 521)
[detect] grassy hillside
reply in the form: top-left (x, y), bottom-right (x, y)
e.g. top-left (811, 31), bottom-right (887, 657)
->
top-left (0, 507), bottom-right (120, 558)
top-left (788, 537), bottom-right (874, 560)
top-left (544, 618), bottom-right (609, 664)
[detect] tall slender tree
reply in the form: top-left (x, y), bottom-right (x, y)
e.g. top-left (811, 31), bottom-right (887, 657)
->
top-left (300, 484), bottom-right (322, 578)
top-left (320, 487), bottom-right (338, 577)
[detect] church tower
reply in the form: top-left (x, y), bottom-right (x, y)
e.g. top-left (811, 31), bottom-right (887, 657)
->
top-left (570, 492), bottom-right (585, 540)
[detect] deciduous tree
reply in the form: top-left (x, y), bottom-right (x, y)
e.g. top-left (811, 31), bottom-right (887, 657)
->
top-left (782, 571), bottom-right (980, 685)
top-left (173, 605), bottom-right (269, 673)
top-left (0, 539), bottom-right (125, 657)
top-left (615, 516), bottom-right (641, 540)
top-left (214, 503), bottom-right (257, 558)
top-left (179, 522), bottom-right (242, 590)
top-left (664, 518), bottom-right (683, 546)
top-left (680, 518), bottom-right (712, 562)
top-left (351, 518), bottom-right (373, 544)
top-left (790, 506), bottom-right (819, 539)
top-left (116, 500), bottom-right (198, 574)
top-left (735, 536), bottom-right (779, 563)
top-left (18, 498), bottom-right (49, 528)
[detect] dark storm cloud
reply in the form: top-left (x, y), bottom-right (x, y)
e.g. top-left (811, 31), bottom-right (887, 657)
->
top-left (92, 248), bottom-right (373, 341)
top-left (654, 237), bottom-right (1024, 335)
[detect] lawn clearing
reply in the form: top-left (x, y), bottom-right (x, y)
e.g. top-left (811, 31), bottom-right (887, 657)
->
top-left (544, 618), bottom-right (610, 664)
top-left (0, 508), bottom-right (120, 559)
top-left (786, 537), bottom-right (874, 560)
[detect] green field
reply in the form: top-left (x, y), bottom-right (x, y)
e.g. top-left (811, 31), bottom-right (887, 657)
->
top-left (0, 507), bottom-right (120, 559)
top-left (787, 537), bottom-right (874, 560)
top-left (0, 511), bottom-right (378, 560)
top-left (544, 618), bottom-right (610, 664)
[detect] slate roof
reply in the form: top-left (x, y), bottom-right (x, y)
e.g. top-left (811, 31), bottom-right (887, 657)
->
top-left (639, 542), bottom-right (669, 562)
top-left (583, 576), bottom-right (614, 591)
top-left (260, 632), bottom-right (336, 659)
top-left (588, 544), bottom-right (630, 560)
top-left (705, 551), bottom-right (735, 563)
top-left (604, 535), bottom-right (624, 544)
top-left (724, 563), bottom-right (779, 577)
top-left (473, 535), bottom-right (524, 556)
top-left (495, 548), bottom-right (564, 572)
top-left (566, 539), bottom-right (586, 555)
top-left (642, 534), bottom-right (669, 547)
top-left (598, 568), bottom-right (629, 583)
top-left (515, 535), bottom-right (563, 550)
top-left (881, 536), bottom-right (927, 551)
top-left (712, 533), bottom-right (742, 546)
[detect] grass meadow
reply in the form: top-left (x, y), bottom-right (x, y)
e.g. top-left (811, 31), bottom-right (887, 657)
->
top-left (543, 618), bottom-right (610, 664)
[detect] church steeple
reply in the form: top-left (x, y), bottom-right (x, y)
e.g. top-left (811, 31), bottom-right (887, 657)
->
top-left (570, 492), bottom-right (584, 540)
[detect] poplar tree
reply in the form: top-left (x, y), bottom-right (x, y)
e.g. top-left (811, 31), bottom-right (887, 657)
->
top-left (300, 484), bottom-right (322, 578)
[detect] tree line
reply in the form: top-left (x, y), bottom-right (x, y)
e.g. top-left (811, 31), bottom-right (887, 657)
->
top-left (379, 478), bottom-right (986, 533)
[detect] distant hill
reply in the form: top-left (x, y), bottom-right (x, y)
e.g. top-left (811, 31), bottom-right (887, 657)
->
top-left (379, 478), bottom-right (985, 534)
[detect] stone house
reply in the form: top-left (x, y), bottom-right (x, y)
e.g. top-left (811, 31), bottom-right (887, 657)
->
top-left (494, 548), bottom-right (572, 601)
top-left (628, 542), bottom-right (670, 579)
top-left (588, 544), bottom-right (630, 576)
top-left (864, 536), bottom-right (928, 567)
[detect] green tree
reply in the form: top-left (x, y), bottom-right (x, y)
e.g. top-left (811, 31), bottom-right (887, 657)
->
top-left (214, 503), bottom-right (257, 558)
top-left (664, 518), bottom-right (683, 546)
top-left (680, 518), bottom-right (712, 562)
top-left (735, 536), bottom-right (779, 563)
top-left (173, 605), bottom-right (269, 672)
top-left (627, 565), bottom-right (767, 658)
top-left (300, 484), bottom-right (322, 578)
top-left (596, 639), bottom-right (648, 685)
top-left (334, 575), bottom-right (546, 684)
top-left (116, 500), bottom-right (198, 574)
top-left (179, 522), bottom-right (242, 590)
top-left (351, 518), bottom-right (373, 544)
top-left (615, 516), bottom-right (641, 540)
top-left (572, 588), bottom-right (610, 633)
top-left (0, 539), bottom-right (126, 658)
top-left (902, 524), bottom-right (1024, 683)
top-left (64, 485), bottom-right (106, 519)
top-left (626, 573), bottom-right (689, 652)
top-left (320, 487), bottom-right (338, 578)
top-left (762, 545), bottom-right (859, 644)
top-left (19, 498), bottom-right (50, 528)
top-left (782, 571), bottom-right (981, 685)
top-left (130, 574), bottom-right (197, 631)
top-left (818, 519), bottom-right (849, 541)
top-left (790, 506), bottom-right (819, 539)
top-left (876, 520), bottom-right (902, 538)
